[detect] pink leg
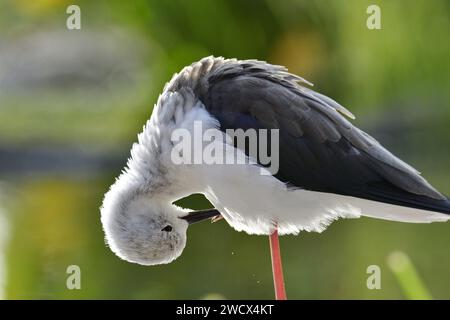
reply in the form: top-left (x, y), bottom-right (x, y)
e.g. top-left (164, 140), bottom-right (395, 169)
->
top-left (269, 228), bottom-right (287, 300)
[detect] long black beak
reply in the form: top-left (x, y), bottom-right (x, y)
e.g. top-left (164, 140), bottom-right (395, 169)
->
top-left (180, 208), bottom-right (221, 225)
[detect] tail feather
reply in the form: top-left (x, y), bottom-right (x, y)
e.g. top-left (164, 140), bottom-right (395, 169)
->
top-left (351, 184), bottom-right (450, 223)
top-left (363, 183), bottom-right (450, 216)
top-left (357, 198), bottom-right (450, 223)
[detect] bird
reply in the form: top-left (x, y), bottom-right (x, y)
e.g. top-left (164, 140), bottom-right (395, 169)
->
top-left (100, 56), bottom-right (450, 267)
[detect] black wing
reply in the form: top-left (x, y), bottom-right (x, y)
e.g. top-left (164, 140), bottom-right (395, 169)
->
top-left (196, 60), bottom-right (450, 215)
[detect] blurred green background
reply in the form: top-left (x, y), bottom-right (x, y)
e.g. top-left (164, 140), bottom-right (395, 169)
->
top-left (0, 0), bottom-right (449, 299)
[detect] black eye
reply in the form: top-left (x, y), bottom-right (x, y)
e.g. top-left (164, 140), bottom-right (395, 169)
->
top-left (161, 225), bottom-right (173, 232)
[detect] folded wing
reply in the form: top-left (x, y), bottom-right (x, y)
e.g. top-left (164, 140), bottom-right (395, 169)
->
top-left (197, 60), bottom-right (450, 217)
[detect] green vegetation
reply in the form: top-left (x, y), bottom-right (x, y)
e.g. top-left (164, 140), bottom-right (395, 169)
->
top-left (0, 0), bottom-right (449, 299)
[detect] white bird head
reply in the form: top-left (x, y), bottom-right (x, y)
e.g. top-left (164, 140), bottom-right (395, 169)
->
top-left (100, 172), bottom-right (219, 266)
top-left (100, 177), bottom-right (190, 266)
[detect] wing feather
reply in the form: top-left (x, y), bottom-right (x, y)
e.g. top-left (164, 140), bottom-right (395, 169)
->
top-left (196, 59), bottom-right (449, 215)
